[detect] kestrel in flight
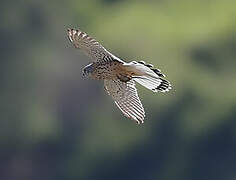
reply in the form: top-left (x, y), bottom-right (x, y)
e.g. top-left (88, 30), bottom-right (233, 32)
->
top-left (67, 28), bottom-right (171, 124)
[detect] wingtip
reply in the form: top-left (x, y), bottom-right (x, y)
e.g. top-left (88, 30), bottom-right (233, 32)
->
top-left (67, 29), bottom-right (73, 42)
top-left (134, 118), bottom-right (144, 125)
top-left (67, 28), bottom-right (73, 34)
top-left (67, 28), bottom-right (72, 37)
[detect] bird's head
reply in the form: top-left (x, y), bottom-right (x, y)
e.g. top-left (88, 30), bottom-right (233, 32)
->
top-left (82, 63), bottom-right (94, 78)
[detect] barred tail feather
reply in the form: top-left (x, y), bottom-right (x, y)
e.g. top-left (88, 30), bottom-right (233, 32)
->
top-left (134, 76), bottom-right (171, 92)
top-left (123, 60), bottom-right (172, 92)
top-left (137, 61), bottom-right (166, 77)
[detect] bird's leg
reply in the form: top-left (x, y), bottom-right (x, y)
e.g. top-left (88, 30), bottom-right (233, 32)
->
top-left (116, 74), bottom-right (132, 82)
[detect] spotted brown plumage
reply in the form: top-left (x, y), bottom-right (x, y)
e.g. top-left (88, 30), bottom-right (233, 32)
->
top-left (67, 28), bottom-right (172, 124)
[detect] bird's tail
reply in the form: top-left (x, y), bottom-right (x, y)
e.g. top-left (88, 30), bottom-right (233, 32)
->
top-left (123, 61), bottom-right (172, 92)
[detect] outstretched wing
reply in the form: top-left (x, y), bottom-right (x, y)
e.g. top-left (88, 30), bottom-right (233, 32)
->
top-left (67, 28), bottom-right (124, 63)
top-left (104, 79), bottom-right (145, 124)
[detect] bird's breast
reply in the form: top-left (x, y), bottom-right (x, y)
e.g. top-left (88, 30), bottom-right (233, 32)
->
top-left (92, 61), bottom-right (124, 80)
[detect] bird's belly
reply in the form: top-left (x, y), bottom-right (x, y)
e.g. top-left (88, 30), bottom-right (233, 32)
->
top-left (92, 62), bottom-right (123, 80)
top-left (92, 66), bottom-right (117, 80)
top-left (94, 71), bottom-right (116, 80)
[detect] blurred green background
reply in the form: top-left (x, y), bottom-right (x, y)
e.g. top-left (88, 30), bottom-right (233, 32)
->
top-left (1, 0), bottom-right (236, 179)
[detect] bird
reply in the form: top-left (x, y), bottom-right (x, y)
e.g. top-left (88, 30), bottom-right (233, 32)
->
top-left (67, 28), bottom-right (172, 124)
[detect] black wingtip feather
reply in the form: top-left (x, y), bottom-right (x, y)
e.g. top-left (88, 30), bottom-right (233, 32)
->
top-left (153, 78), bottom-right (172, 92)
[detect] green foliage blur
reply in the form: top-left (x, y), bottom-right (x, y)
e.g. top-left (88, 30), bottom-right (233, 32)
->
top-left (1, 0), bottom-right (236, 179)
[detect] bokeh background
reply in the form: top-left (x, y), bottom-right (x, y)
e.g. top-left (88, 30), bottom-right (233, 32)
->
top-left (1, 0), bottom-right (236, 179)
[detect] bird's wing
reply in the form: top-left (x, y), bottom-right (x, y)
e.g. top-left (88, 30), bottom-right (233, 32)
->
top-left (67, 28), bottom-right (124, 63)
top-left (104, 79), bottom-right (145, 124)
